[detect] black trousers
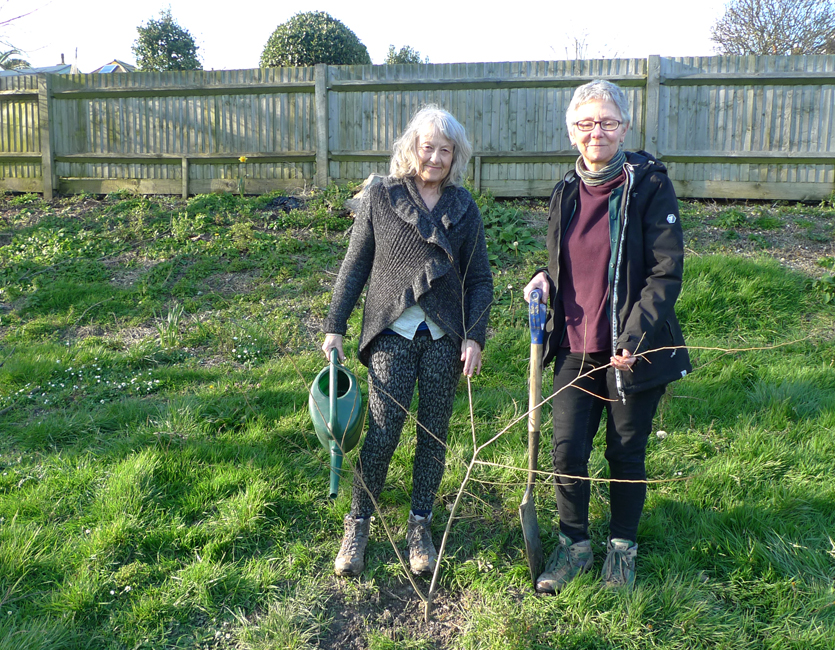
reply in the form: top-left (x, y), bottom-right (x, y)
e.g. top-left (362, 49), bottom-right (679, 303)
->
top-left (550, 348), bottom-right (665, 543)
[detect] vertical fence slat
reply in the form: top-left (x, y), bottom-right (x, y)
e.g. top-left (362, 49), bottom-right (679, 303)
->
top-left (38, 74), bottom-right (55, 200)
top-left (645, 55), bottom-right (661, 157)
top-left (315, 63), bottom-right (329, 188)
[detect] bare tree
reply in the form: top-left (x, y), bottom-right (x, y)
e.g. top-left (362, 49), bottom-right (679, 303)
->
top-left (550, 29), bottom-right (617, 60)
top-left (0, 1), bottom-right (38, 49)
top-left (711, 0), bottom-right (835, 55)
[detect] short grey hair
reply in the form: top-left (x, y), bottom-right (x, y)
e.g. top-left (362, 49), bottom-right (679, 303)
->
top-left (565, 79), bottom-right (631, 131)
top-left (389, 105), bottom-right (472, 188)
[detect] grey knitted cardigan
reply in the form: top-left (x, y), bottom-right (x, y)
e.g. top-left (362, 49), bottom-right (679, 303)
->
top-left (322, 175), bottom-right (493, 366)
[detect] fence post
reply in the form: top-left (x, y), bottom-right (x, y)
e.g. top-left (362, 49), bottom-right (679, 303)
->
top-left (473, 156), bottom-right (482, 194)
top-left (644, 55), bottom-right (661, 159)
top-left (37, 74), bottom-right (55, 200)
top-left (315, 64), bottom-right (329, 189)
top-left (182, 157), bottom-right (189, 199)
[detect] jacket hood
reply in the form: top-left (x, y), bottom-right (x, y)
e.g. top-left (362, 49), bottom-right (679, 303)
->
top-left (624, 150), bottom-right (669, 185)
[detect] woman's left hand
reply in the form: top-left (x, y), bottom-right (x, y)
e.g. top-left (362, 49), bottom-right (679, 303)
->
top-left (460, 339), bottom-right (483, 377)
top-left (611, 349), bottom-right (637, 371)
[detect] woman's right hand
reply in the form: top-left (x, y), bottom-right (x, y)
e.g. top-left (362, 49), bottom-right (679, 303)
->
top-left (523, 272), bottom-right (549, 304)
top-left (322, 333), bottom-right (345, 363)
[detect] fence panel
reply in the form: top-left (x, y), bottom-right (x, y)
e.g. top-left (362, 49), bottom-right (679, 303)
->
top-left (658, 55), bottom-right (835, 200)
top-left (42, 67), bottom-right (317, 196)
top-left (0, 74), bottom-right (41, 193)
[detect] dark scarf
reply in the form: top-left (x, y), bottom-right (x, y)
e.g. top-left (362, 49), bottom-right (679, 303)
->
top-left (575, 149), bottom-right (626, 186)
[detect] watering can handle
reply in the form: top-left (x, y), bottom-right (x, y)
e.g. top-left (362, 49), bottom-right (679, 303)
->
top-left (329, 349), bottom-right (339, 432)
top-left (328, 348), bottom-right (341, 498)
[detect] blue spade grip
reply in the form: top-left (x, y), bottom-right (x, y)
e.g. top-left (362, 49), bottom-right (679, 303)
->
top-left (529, 289), bottom-right (546, 345)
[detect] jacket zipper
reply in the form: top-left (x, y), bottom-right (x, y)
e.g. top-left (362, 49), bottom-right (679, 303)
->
top-left (611, 164), bottom-right (634, 402)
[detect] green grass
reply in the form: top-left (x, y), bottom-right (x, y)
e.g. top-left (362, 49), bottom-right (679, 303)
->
top-left (1, 190), bottom-right (834, 649)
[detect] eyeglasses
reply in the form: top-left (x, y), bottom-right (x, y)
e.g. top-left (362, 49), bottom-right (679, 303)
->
top-left (573, 119), bottom-right (622, 132)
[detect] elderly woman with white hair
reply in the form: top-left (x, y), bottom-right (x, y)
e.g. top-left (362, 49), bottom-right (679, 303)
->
top-left (524, 80), bottom-right (691, 592)
top-left (322, 105), bottom-right (493, 577)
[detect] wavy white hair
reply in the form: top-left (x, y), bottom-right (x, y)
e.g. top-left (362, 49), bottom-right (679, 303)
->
top-left (389, 105), bottom-right (472, 189)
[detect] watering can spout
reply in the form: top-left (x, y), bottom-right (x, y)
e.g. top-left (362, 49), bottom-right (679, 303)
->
top-left (329, 441), bottom-right (343, 499)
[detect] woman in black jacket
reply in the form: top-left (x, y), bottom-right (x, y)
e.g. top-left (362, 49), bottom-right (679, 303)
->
top-left (523, 79), bottom-right (690, 592)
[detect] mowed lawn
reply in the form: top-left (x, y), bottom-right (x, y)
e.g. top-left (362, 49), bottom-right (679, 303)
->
top-left (0, 188), bottom-right (834, 650)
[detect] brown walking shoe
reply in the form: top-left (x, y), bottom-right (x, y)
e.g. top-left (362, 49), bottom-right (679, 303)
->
top-left (407, 512), bottom-right (438, 574)
top-left (334, 515), bottom-right (371, 576)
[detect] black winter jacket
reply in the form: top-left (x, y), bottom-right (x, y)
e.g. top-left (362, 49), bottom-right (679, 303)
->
top-left (542, 151), bottom-right (691, 397)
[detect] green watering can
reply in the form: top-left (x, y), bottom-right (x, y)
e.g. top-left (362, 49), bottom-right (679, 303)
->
top-left (308, 349), bottom-right (366, 498)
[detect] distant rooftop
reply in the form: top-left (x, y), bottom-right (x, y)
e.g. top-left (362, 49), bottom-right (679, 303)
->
top-left (0, 58), bottom-right (142, 77)
top-left (91, 60), bottom-right (136, 73)
top-left (0, 63), bottom-right (79, 77)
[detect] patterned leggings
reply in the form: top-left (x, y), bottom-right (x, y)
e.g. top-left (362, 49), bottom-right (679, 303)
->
top-left (350, 333), bottom-right (462, 518)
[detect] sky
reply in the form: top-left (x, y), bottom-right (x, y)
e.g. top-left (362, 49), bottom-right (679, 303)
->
top-left (3, 0), bottom-right (729, 73)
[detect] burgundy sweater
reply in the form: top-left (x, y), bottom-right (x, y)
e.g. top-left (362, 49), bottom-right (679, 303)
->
top-left (560, 173), bottom-right (625, 353)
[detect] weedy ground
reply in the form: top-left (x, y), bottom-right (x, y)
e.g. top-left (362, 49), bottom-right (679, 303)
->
top-left (0, 187), bottom-right (834, 649)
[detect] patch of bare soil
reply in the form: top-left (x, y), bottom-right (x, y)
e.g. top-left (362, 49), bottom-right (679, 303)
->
top-left (686, 222), bottom-right (835, 278)
top-left (67, 322), bottom-right (157, 346)
top-left (301, 311), bottom-right (325, 342)
top-left (103, 252), bottom-right (161, 289)
top-left (187, 345), bottom-right (246, 369)
top-left (319, 579), bottom-right (470, 650)
top-left (202, 271), bottom-right (260, 296)
top-left (74, 323), bottom-right (109, 340)
top-left (116, 324), bottom-right (158, 346)
top-left (0, 197), bottom-right (105, 226)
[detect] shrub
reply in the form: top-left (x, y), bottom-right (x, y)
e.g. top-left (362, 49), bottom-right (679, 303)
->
top-left (715, 207), bottom-right (747, 229)
top-left (747, 233), bottom-right (770, 248)
top-left (813, 274), bottom-right (835, 303)
top-left (260, 11), bottom-right (371, 67)
top-left (385, 45), bottom-right (426, 64)
top-left (470, 188), bottom-right (537, 266)
top-left (8, 193), bottom-right (41, 206)
top-left (750, 210), bottom-right (782, 230)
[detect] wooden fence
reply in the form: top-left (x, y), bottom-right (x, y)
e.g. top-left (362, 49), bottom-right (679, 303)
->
top-left (1, 55), bottom-right (834, 201)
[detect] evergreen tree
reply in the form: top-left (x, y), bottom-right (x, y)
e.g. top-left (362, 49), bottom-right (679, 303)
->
top-left (260, 11), bottom-right (371, 67)
top-left (132, 9), bottom-right (202, 72)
